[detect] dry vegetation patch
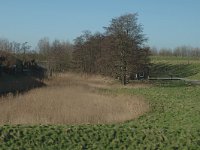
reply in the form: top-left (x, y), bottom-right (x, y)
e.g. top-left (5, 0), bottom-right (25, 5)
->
top-left (0, 73), bottom-right (149, 124)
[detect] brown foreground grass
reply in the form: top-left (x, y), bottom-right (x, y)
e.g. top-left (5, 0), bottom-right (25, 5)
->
top-left (0, 73), bottom-right (149, 125)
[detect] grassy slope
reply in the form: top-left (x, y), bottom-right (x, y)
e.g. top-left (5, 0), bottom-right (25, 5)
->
top-left (188, 72), bottom-right (200, 80)
top-left (0, 82), bottom-right (199, 149)
top-left (150, 56), bottom-right (200, 79)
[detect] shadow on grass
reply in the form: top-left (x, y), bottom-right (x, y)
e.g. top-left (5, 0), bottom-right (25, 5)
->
top-left (0, 73), bottom-right (46, 96)
top-left (150, 80), bottom-right (193, 87)
top-left (150, 63), bottom-right (200, 78)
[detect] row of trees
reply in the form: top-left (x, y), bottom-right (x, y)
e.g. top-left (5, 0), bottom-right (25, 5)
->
top-left (2, 13), bottom-right (200, 84)
top-left (151, 46), bottom-right (200, 57)
top-left (0, 39), bottom-right (38, 61)
top-left (1, 13), bottom-right (151, 84)
top-left (0, 37), bottom-right (73, 72)
top-left (72, 14), bottom-right (150, 84)
top-left (37, 38), bottom-right (73, 71)
top-left (0, 38), bottom-right (25, 53)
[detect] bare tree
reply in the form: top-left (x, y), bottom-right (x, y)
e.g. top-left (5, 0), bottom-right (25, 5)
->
top-left (38, 37), bottom-right (51, 60)
top-left (104, 13), bottom-right (148, 85)
top-left (0, 38), bottom-right (11, 52)
top-left (72, 14), bottom-right (150, 85)
top-left (38, 38), bottom-right (72, 72)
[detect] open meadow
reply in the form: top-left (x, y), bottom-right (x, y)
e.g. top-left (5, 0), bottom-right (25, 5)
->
top-left (150, 56), bottom-right (200, 80)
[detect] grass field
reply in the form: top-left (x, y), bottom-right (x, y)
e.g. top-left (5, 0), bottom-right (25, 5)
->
top-left (0, 56), bottom-right (200, 149)
top-left (151, 56), bottom-right (200, 64)
top-left (150, 56), bottom-right (200, 79)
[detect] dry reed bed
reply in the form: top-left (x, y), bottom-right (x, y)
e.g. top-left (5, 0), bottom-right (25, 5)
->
top-left (0, 73), bottom-right (149, 124)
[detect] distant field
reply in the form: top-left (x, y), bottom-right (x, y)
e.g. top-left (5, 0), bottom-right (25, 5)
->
top-left (0, 71), bottom-right (200, 149)
top-left (151, 56), bottom-right (200, 64)
top-left (150, 56), bottom-right (200, 79)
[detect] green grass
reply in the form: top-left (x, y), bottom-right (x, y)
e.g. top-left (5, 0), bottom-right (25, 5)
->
top-left (150, 56), bottom-right (200, 79)
top-left (0, 82), bottom-right (200, 149)
top-left (151, 56), bottom-right (200, 64)
top-left (188, 72), bottom-right (200, 80)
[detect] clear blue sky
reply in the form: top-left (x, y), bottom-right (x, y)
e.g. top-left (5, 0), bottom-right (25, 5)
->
top-left (0, 0), bottom-right (200, 49)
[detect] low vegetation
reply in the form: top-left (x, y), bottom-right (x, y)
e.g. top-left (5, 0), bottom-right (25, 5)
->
top-left (0, 73), bottom-right (200, 149)
top-left (150, 56), bottom-right (200, 79)
top-left (0, 73), bottom-right (149, 125)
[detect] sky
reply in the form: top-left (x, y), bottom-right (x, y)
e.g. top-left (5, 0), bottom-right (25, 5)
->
top-left (0, 0), bottom-right (200, 49)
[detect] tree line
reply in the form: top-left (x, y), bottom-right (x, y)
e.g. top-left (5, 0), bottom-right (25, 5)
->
top-left (1, 13), bottom-right (151, 84)
top-left (150, 46), bottom-right (200, 57)
top-left (72, 14), bottom-right (150, 84)
top-left (37, 38), bottom-right (73, 72)
top-left (0, 38), bottom-right (73, 73)
top-left (2, 13), bottom-right (200, 84)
